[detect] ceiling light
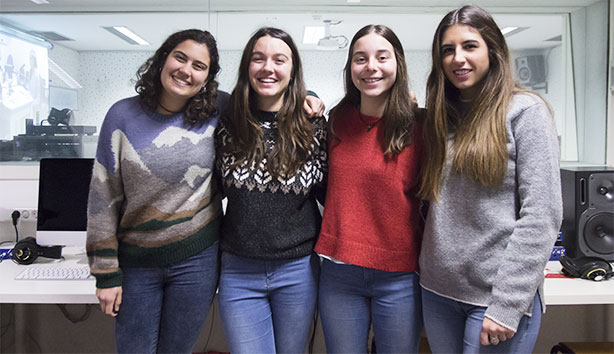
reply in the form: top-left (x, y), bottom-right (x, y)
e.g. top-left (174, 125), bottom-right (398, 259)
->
top-left (30, 0), bottom-right (50, 4)
top-left (102, 26), bottom-right (149, 46)
top-left (347, 0), bottom-right (361, 3)
top-left (303, 26), bottom-right (325, 44)
top-left (500, 27), bottom-right (518, 35)
top-left (501, 26), bottom-right (529, 37)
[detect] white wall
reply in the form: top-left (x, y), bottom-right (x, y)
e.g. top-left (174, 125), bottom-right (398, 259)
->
top-left (69, 48), bottom-right (431, 128)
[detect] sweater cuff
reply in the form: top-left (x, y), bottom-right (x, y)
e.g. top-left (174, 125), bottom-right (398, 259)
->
top-left (94, 270), bottom-right (123, 289)
top-left (484, 303), bottom-right (524, 332)
top-left (306, 90), bottom-right (319, 98)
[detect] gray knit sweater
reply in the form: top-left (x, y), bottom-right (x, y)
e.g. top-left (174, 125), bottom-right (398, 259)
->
top-left (419, 92), bottom-right (563, 331)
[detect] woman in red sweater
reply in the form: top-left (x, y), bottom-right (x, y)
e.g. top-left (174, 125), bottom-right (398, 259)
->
top-left (314, 24), bottom-right (424, 353)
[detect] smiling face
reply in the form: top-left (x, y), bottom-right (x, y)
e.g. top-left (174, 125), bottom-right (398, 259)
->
top-left (159, 39), bottom-right (210, 111)
top-left (350, 32), bottom-right (397, 110)
top-left (248, 35), bottom-right (293, 111)
top-left (440, 24), bottom-right (490, 100)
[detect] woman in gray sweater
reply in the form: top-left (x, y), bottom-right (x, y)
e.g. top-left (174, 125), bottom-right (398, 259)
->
top-left (418, 5), bottom-right (563, 353)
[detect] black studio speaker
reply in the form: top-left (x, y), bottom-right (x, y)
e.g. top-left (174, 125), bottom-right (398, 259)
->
top-left (560, 167), bottom-right (614, 261)
top-left (515, 55), bottom-right (546, 86)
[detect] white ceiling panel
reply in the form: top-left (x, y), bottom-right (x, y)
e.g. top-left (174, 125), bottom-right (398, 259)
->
top-left (0, 0), bottom-right (584, 52)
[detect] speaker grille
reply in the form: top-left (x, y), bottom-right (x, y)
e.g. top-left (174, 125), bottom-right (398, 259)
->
top-left (561, 167), bottom-right (614, 261)
top-left (581, 211), bottom-right (614, 255)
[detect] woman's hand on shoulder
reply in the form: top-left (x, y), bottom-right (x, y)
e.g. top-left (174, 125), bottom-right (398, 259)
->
top-left (96, 286), bottom-right (122, 317)
top-left (304, 95), bottom-right (325, 117)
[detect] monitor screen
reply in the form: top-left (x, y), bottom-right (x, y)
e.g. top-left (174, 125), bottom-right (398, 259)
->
top-left (36, 158), bottom-right (93, 247)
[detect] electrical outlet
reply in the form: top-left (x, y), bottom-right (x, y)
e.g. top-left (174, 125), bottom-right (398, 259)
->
top-left (0, 208), bottom-right (38, 222)
top-left (17, 208), bottom-right (38, 222)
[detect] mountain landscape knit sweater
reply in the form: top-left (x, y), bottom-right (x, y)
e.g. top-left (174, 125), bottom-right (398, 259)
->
top-left (419, 93), bottom-right (563, 332)
top-left (314, 105), bottom-right (425, 272)
top-left (215, 111), bottom-right (327, 260)
top-left (87, 93), bottom-right (228, 289)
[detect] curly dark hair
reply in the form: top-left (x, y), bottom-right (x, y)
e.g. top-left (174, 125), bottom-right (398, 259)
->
top-left (135, 29), bottom-right (220, 127)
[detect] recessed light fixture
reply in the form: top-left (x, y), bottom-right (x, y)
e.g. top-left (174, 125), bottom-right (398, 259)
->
top-left (102, 26), bottom-right (149, 46)
top-left (347, 0), bottom-right (361, 3)
top-left (501, 27), bottom-right (519, 35)
top-left (30, 0), bottom-right (50, 4)
top-left (303, 26), bottom-right (326, 44)
top-left (501, 26), bottom-right (529, 37)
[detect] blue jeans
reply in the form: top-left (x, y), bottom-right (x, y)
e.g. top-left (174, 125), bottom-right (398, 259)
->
top-left (319, 259), bottom-right (423, 354)
top-left (115, 243), bottom-right (219, 354)
top-left (421, 288), bottom-right (542, 353)
top-left (218, 252), bottom-right (320, 354)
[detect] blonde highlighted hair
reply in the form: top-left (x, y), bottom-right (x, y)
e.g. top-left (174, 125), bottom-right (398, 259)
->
top-left (419, 5), bottom-right (526, 201)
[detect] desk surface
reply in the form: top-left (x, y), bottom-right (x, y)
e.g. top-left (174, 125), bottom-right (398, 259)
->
top-left (543, 262), bottom-right (614, 305)
top-left (1, 250), bottom-right (613, 305)
top-left (0, 247), bottom-right (97, 304)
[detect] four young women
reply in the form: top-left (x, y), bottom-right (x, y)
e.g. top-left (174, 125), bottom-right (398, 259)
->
top-left (88, 4), bottom-right (563, 353)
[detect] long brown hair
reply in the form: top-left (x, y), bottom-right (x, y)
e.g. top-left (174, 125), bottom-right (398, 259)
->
top-left (223, 27), bottom-right (314, 177)
top-left (330, 24), bottom-right (415, 155)
top-left (135, 29), bottom-right (220, 127)
top-left (419, 5), bottom-right (521, 201)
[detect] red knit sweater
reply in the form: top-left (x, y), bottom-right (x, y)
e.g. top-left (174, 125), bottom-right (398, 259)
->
top-left (315, 105), bottom-right (424, 272)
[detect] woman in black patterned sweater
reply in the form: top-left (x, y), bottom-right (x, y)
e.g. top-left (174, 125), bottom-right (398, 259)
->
top-left (215, 27), bottom-right (327, 354)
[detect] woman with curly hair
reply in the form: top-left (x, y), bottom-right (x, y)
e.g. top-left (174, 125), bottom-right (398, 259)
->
top-left (86, 29), bottom-right (226, 353)
top-left (418, 5), bottom-right (562, 353)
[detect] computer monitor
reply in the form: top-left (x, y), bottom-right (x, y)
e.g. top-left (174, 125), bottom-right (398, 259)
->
top-left (36, 158), bottom-right (94, 248)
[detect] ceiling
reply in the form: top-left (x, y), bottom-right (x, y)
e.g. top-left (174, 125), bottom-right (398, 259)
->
top-left (0, 0), bottom-right (602, 52)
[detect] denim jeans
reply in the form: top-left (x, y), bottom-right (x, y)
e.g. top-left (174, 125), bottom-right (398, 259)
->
top-left (318, 258), bottom-right (423, 354)
top-left (421, 288), bottom-right (542, 354)
top-left (115, 243), bottom-right (219, 354)
top-left (218, 252), bottom-right (320, 354)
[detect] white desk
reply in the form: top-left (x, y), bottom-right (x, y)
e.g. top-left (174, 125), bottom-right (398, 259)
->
top-left (1, 252), bottom-right (612, 305)
top-left (543, 261), bottom-right (614, 305)
top-left (0, 253), bottom-right (612, 353)
top-left (0, 247), bottom-right (97, 304)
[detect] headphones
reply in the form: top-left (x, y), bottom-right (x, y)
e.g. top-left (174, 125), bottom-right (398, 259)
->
top-left (560, 255), bottom-right (614, 282)
top-left (11, 237), bottom-right (63, 265)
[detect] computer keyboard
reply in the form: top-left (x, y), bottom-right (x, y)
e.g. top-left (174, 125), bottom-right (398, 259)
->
top-left (15, 266), bottom-right (93, 280)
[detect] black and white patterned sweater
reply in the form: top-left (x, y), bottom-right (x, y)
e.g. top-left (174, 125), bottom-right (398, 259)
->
top-left (215, 111), bottom-right (327, 260)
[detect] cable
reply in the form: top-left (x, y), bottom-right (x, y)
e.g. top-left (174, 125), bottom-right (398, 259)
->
top-left (25, 329), bottom-right (42, 353)
top-left (1, 304), bottom-right (15, 337)
top-left (1, 304), bottom-right (16, 353)
top-left (202, 301), bottom-right (216, 352)
top-left (11, 210), bottom-right (20, 242)
top-left (308, 308), bottom-right (319, 354)
top-left (56, 304), bottom-right (92, 323)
